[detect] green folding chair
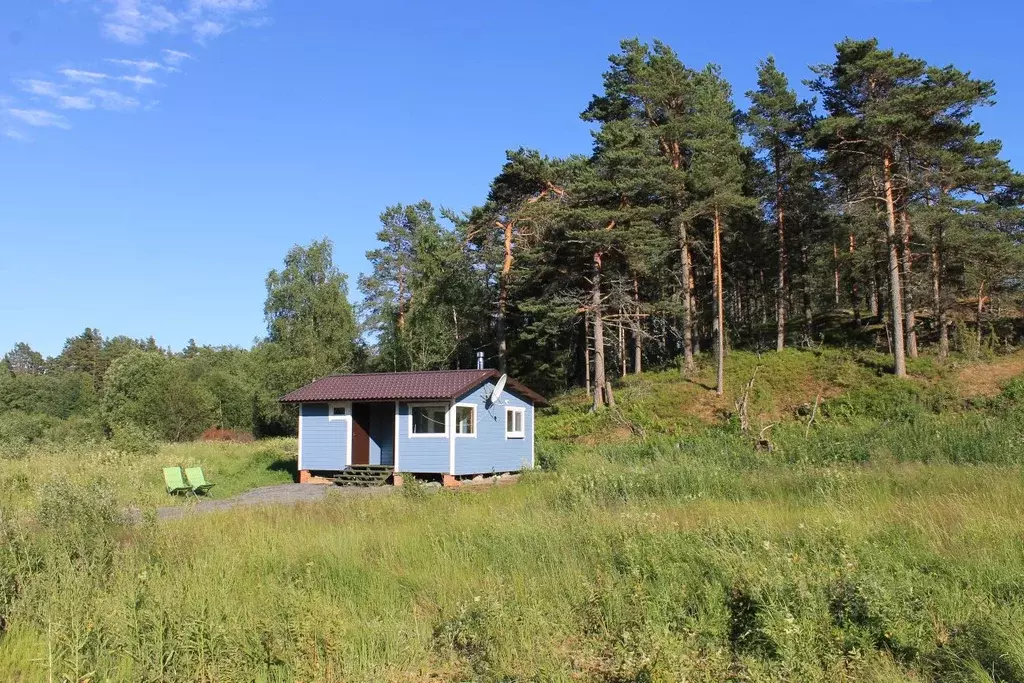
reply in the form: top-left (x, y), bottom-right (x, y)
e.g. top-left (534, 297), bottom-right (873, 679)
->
top-left (163, 467), bottom-right (192, 497)
top-left (185, 467), bottom-right (215, 496)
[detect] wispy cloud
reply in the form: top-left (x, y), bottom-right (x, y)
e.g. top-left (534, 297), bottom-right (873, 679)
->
top-left (18, 80), bottom-right (97, 111)
top-left (162, 49), bottom-right (194, 65)
top-left (99, 0), bottom-right (269, 45)
top-left (59, 69), bottom-right (111, 84)
top-left (102, 0), bottom-right (181, 44)
top-left (119, 74), bottom-right (158, 87)
top-left (59, 68), bottom-right (158, 88)
top-left (3, 1), bottom-right (267, 142)
top-left (7, 109), bottom-right (72, 130)
top-left (4, 128), bottom-right (32, 142)
top-left (192, 19), bottom-right (225, 41)
top-left (106, 58), bottom-right (179, 73)
top-left (17, 80), bottom-right (62, 97)
top-left (57, 96), bottom-right (95, 111)
top-left (88, 88), bottom-right (141, 112)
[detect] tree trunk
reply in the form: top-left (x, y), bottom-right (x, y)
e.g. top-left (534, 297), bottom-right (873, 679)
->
top-left (849, 233), bottom-right (861, 326)
top-left (976, 280), bottom-right (986, 353)
top-left (680, 221), bottom-right (695, 372)
top-left (800, 240), bottom-right (813, 340)
top-left (397, 271), bottom-right (406, 331)
top-left (618, 310), bottom-right (626, 376)
top-left (713, 208), bottom-right (725, 396)
top-left (591, 252), bottom-right (607, 411)
top-left (584, 313), bottom-right (591, 397)
top-left (495, 220), bottom-right (514, 373)
top-left (882, 150), bottom-right (907, 377)
top-left (833, 242), bottom-right (841, 306)
top-left (931, 222), bottom-right (948, 360)
top-left (775, 155), bottom-right (787, 352)
top-left (899, 210), bottom-right (918, 359)
top-left (632, 276), bottom-right (642, 374)
top-left (869, 269), bottom-right (880, 319)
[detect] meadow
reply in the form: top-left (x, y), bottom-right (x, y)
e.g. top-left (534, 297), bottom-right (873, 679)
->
top-left (1, 348), bottom-right (1023, 682)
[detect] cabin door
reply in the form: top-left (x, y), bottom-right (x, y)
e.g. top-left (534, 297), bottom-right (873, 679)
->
top-left (351, 403), bottom-right (371, 465)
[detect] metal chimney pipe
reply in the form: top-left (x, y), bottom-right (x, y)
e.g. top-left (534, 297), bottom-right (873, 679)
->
top-left (476, 351), bottom-right (485, 370)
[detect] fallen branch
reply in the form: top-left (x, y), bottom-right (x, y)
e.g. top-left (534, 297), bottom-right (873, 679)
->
top-left (735, 365), bottom-right (760, 436)
top-left (805, 394), bottom-right (821, 438)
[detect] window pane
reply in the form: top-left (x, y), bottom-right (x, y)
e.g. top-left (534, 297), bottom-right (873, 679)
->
top-left (507, 409), bottom-right (524, 436)
top-left (456, 406), bottom-right (474, 434)
top-left (413, 406), bottom-right (446, 434)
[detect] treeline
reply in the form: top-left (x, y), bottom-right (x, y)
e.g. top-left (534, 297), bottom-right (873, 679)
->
top-left (1, 240), bottom-right (357, 447)
top-left (4, 36), bottom-right (1023, 445)
top-left (359, 37), bottom-right (1024, 404)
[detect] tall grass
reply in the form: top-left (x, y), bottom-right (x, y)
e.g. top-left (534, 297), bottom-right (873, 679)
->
top-left (0, 438), bottom-right (296, 511)
top-left (0, 350), bottom-right (1022, 681)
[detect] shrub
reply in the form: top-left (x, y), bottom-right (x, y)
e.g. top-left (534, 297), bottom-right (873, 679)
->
top-left (200, 427), bottom-right (254, 442)
top-left (109, 421), bottom-right (158, 456)
top-left (0, 410), bottom-right (60, 445)
top-left (35, 476), bottom-right (124, 572)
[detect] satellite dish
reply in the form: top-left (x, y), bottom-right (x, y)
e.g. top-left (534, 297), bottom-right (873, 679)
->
top-left (489, 374), bottom-right (508, 405)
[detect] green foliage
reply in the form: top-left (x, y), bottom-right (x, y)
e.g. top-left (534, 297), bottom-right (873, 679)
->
top-left (101, 350), bottom-right (216, 442)
top-left (108, 421), bottom-right (158, 456)
top-left (360, 201), bottom-right (488, 371)
top-left (264, 238), bottom-right (357, 377)
top-left (1, 342), bottom-right (45, 376)
top-left (255, 238), bottom-right (359, 431)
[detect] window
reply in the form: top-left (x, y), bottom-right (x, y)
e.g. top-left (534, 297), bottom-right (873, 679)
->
top-left (328, 403), bottom-right (348, 421)
top-left (411, 404), bottom-right (447, 436)
top-left (505, 407), bottom-right (525, 438)
top-left (455, 404), bottom-right (476, 436)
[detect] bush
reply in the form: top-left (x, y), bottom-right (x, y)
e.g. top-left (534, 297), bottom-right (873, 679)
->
top-left (35, 476), bottom-right (124, 573)
top-left (0, 410), bottom-right (61, 446)
top-left (200, 427), bottom-right (254, 442)
top-left (109, 421), bottom-right (158, 456)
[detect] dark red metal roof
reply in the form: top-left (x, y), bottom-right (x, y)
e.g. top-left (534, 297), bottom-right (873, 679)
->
top-left (279, 369), bottom-right (547, 406)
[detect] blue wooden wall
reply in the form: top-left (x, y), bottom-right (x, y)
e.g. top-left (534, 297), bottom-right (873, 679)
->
top-left (395, 401), bottom-right (449, 473)
top-left (453, 380), bottom-right (533, 476)
top-left (299, 403), bottom-right (347, 471)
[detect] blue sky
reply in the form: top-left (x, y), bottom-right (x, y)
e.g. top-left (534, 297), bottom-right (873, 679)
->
top-left (2, 0), bottom-right (1022, 357)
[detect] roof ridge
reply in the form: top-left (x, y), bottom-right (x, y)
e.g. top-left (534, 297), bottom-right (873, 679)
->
top-left (321, 368), bottom-right (493, 379)
top-left (279, 368), bottom-right (547, 406)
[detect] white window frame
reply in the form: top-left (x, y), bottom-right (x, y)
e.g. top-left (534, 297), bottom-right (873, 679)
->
top-left (454, 402), bottom-right (477, 438)
top-left (328, 401), bottom-right (351, 421)
top-left (505, 406), bottom-right (525, 439)
top-left (408, 402), bottom-right (449, 438)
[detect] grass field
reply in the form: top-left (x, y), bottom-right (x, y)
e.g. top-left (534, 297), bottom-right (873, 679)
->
top-left (1, 349), bottom-right (1023, 681)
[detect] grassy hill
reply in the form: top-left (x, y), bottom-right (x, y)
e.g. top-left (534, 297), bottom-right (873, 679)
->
top-left (2, 349), bottom-right (1024, 682)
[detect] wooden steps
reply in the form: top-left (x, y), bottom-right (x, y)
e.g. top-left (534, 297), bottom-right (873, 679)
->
top-left (333, 465), bottom-right (394, 487)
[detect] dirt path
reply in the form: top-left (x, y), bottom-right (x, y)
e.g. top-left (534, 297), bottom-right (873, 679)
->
top-left (958, 353), bottom-right (1024, 398)
top-left (136, 483), bottom-right (396, 522)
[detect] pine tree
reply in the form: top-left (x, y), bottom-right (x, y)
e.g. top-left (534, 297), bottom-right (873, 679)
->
top-left (685, 66), bottom-right (752, 395)
top-left (810, 39), bottom-right (933, 377)
top-left (746, 56), bottom-right (816, 351)
top-left (583, 39), bottom-right (699, 372)
top-left (912, 65), bottom-right (1011, 358)
top-left (565, 117), bottom-right (670, 409)
top-left (466, 149), bottom-right (564, 371)
top-left (361, 202), bottom-right (488, 370)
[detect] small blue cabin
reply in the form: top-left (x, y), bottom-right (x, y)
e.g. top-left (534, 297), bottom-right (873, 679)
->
top-left (280, 369), bottom-right (546, 485)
